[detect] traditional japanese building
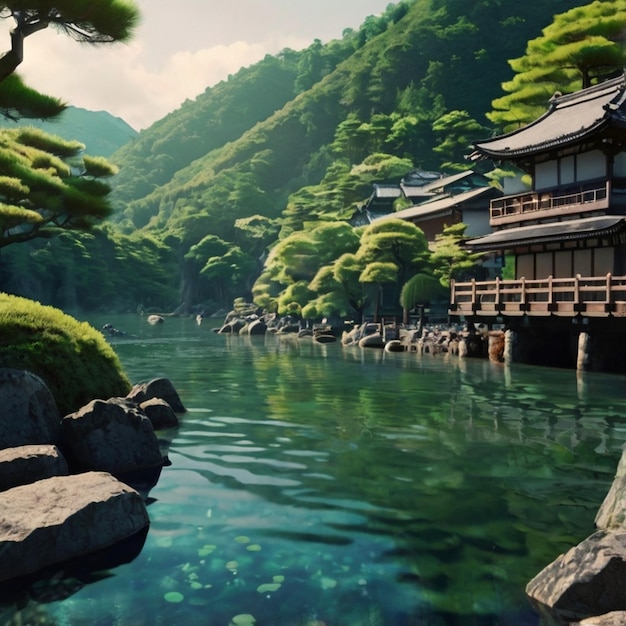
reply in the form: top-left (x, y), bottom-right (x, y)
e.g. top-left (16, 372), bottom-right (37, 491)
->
top-left (449, 72), bottom-right (626, 371)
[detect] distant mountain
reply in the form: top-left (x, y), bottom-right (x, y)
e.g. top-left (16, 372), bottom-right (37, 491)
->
top-left (0, 106), bottom-right (137, 157)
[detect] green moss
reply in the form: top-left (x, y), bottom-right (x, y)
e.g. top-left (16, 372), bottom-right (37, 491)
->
top-left (0, 293), bottom-right (131, 415)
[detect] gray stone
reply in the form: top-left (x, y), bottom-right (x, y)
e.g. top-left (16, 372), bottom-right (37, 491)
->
top-left (0, 472), bottom-right (148, 582)
top-left (127, 377), bottom-right (186, 412)
top-left (0, 445), bottom-right (68, 491)
top-left (596, 448), bottom-right (626, 530)
top-left (0, 369), bottom-right (60, 449)
top-left (526, 530), bottom-right (626, 623)
top-left (139, 397), bottom-right (179, 430)
top-left (62, 397), bottom-right (163, 474)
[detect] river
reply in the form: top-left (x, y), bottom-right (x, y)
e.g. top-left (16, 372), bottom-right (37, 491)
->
top-left (2, 313), bottom-right (626, 626)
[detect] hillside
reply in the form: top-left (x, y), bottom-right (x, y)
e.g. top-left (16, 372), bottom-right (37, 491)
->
top-left (110, 0), bottom-right (580, 241)
top-left (0, 106), bottom-right (137, 157)
top-left (0, 0), bottom-right (589, 314)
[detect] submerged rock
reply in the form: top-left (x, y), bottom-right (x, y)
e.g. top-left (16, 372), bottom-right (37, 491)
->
top-left (0, 472), bottom-right (149, 582)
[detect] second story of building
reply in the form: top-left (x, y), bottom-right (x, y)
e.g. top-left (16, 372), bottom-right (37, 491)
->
top-left (468, 72), bottom-right (626, 229)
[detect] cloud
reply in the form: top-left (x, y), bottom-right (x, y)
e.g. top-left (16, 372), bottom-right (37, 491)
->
top-left (16, 27), bottom-right (309, 131)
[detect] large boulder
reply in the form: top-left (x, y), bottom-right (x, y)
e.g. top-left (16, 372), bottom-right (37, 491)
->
top-left (0, 369), bottom-right (61, 449)
top-left (0, 445), bottom-right (68, 492)
top-left (0, 472), bottom-right (149, 582)
top-left (127, 377), bottom-right (186, 413)
top-left (526, 530), bottom-right (626, 623)
top-left (61, 397), bottom-right (163, 475)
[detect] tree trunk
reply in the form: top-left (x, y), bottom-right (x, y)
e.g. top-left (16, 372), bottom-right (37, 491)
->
top-left (0, 18), bottom-right (48, 82)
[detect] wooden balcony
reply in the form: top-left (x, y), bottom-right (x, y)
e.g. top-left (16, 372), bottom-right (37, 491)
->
top-left (490, 183), bottom-right (609, 226)
top-left (449, 274), bottom-right (626, 318)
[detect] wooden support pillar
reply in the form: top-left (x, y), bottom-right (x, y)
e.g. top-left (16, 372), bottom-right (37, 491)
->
top-left (577, 331), bottom-right (591, 371)
top-left (503, 329), bottom-right (516, 364)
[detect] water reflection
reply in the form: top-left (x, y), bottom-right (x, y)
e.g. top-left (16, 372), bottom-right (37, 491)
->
top-left (2, 315), bottom-right (625, 626)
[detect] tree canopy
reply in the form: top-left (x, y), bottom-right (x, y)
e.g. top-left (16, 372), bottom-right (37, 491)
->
top-left (488, 0), bottom-right (626, 131)
top-left (0, 127), bottom-right (119, 247)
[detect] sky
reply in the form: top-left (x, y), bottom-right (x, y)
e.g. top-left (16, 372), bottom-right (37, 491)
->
top-left (7, 1), bottom-right (394, 131)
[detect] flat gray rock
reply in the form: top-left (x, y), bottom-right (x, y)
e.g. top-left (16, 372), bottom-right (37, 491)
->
top-left (0, 472), bottom-right (149, 582)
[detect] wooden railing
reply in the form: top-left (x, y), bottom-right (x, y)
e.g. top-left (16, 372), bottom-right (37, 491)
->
top-left (490, 183), bottom-right (609, 225)
top-left (450, 274), bottom-right (626, 318)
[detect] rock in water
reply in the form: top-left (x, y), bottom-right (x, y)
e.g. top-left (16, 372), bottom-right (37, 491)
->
top-left (0, 472), bottom-right (149, 582)
top-left (0, 369), bottom-right (61, 449)
top-left (62, 397), bottom-right (163, 474)
top-left (127, 378), bottom-right (186, 413)
top-left (0, 445), bottom-right (68, 492)
top-left (526, 529), bottom-right (626, 623)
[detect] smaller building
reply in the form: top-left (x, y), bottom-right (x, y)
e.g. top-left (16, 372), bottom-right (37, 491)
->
top-left (390, 171), bottom-right (500, 241)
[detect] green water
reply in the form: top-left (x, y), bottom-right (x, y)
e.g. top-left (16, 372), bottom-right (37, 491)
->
top-left (3, 314), bottom-right (626, 626)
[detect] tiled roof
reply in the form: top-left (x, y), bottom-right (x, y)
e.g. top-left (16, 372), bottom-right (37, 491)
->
top-left (386, 186), bottom-right (496, 222)
top-left (465, 215), bottom-right (626, 251)
top-left (470, 73), bottom-right (626, 160)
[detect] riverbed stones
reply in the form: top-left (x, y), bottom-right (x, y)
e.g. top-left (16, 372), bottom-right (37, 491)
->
top-left (526, 529), bottom-right (626, 623)
top-left (62, 397), bottom-right (163, 474)
top-left (127, 377), bottom-right (186, 413)
top-left (0, 368), bottom-right (61, 449)
top-left (0, 444), bottom-right (68, 492)
top-left (0, 472), bottom-right (149, 582)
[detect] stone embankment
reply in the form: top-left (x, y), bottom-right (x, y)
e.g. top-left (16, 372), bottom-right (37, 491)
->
top-left (526, 448), bottom-right (626, 625)
top-left (0, 369), bottom-right (184, 586)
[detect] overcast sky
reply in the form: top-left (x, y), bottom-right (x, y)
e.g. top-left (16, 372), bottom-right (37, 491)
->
top-left (9, 1), bottom-right (393, 131)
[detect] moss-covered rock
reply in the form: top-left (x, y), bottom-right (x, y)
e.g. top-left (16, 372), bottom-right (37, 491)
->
top-left (0, 294), bottom-right (131, 415)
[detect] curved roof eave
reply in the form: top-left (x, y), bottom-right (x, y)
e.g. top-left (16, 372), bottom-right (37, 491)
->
top-left (470, 73), bottom-right (626, 161)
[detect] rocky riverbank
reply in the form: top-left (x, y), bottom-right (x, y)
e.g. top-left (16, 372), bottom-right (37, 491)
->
top-left (0, 369), bottom-right (184, 587)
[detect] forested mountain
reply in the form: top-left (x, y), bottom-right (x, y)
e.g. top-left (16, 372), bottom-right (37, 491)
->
top-left (0, 106), bottom-right (137, 157)
top-left (0, 0), bottom-right (590, 314)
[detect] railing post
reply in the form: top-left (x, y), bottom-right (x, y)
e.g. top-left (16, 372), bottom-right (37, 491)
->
top-left (520, 277), bottom-right (526, 305)
top-left (495, 276), bottom-right (501, 308)
top-left (471, 278), bottom-right (477, 310)
top-left (548, 275), bottom-right (553, 306)
top-left (450, 279), bottom-right (456, 306)
top-left (574, 274), bottom-right (580, 305)
top-left (606, 272), bottom-right (612, 305)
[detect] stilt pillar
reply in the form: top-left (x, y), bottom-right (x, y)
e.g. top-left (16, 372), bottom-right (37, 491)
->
top-left (503, 329), bottom-right (516, 364)
top-left (577, 331), bottom-right (591, 371)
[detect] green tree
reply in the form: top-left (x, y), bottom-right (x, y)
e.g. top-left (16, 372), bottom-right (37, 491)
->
top-left (489, 0), bottom-right (626, 131)
top-left (357, 218), bottom-right (430, 287)
top-left (430, 222), bottom-right (483, 287)
top-left (0, 127), bottom-right (119, 248)
top-left (0, 1), bottom-right (139, 119)
top-left (400, 273), bottom-right (444, 327)
top-left (359, 260), bottom-right (398, 323)
top-left (432, 110), bottom-right (488, 171)
top-left (333, 252), bottom-right (369, 323)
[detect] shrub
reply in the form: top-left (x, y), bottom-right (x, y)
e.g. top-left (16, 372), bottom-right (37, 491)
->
top-left (0, 294), bottom-right (131, 414)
